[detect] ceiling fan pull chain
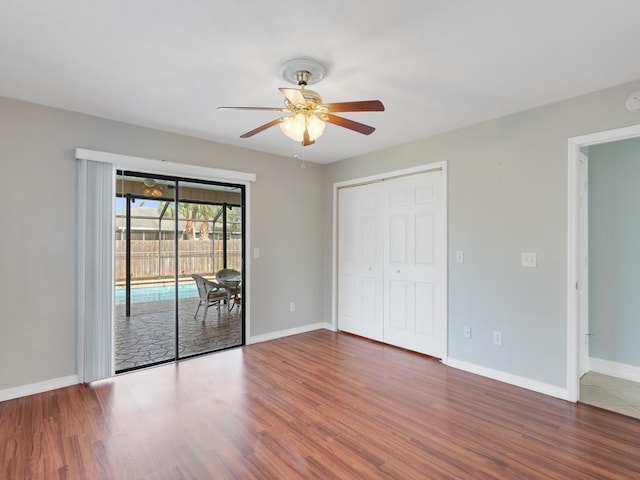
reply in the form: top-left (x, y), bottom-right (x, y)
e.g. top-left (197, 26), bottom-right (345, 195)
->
top-left (294, 144), bottom-right (306, 169)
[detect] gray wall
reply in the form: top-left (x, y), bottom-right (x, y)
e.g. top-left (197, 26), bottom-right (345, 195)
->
top-left (0, 96), bottom-right (324, 391)
top-left (323, 80), bottom-right (640, 388)
top-left (3, 78), bottom-right (640, 394)
top-left (588, 138), bottom-right (640, 367)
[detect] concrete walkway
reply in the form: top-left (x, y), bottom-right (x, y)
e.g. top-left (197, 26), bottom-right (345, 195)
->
top-left (115, 297), bottom-right (242, 371)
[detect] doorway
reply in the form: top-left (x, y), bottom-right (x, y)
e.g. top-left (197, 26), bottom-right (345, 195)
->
top-left (567, 124), bottom-right (640, 412)
top-left (115, 171), bottom-right (245, 372)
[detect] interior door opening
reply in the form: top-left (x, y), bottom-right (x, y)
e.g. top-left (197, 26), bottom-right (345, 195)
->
top-left (568, 124), bottom-right (640, 416)
top-left (115, 171), bottom-right (245, 373)
top-left (575, 141), bottom-right (640, 418)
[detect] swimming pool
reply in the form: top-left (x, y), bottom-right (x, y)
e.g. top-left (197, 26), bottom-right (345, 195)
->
top-left (115, 283), bottom-right (199, 305)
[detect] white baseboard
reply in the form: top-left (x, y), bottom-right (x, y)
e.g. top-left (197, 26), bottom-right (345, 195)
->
top-left (0, 374), bottom-right (79, 402)
top-left (443, 357), bottom-right (568, 400)
top-left (1, 325), bottom-right (337, 401)
top-left (248, 322), bottom-right (334, 345)
top-left (589, 357), bottom-right (640, 383)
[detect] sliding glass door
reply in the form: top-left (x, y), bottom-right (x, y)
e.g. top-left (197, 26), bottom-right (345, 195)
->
top-left (115, 173), bottom-right (244, 373)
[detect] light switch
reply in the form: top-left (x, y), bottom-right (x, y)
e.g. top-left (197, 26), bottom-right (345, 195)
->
top-left (521, 252), bottom-right (537, 267)
top-left (456, 250), bottom-right (464, 264)
top-left (253, 248), bottom-right (260, 259)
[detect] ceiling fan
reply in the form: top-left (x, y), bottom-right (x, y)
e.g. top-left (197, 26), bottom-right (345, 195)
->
top-left (218, 59), bottom-right (385, 146)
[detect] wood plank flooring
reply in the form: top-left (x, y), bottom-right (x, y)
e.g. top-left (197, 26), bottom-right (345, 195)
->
top-left (2, 330), bottom-right (640, 479)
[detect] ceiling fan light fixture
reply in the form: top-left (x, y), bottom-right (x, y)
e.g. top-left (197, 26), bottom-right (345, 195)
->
top-left (280, 112), bottom-right (325, 142)
top-left (307, 114), bottom-right (325, 140)
top-left (219, 58), bottom-right (383, 145)
top-left (144, 186), bottom-right (164, 197)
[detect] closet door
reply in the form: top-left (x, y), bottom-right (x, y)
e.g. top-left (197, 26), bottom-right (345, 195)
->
top-left (383, 171), bottom-right (447, 358)
top-left (337, 183), bottom-right (384, 341)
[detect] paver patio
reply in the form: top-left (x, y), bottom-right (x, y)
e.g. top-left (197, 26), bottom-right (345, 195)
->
top-left (115, 296), bottom-right (242, 371)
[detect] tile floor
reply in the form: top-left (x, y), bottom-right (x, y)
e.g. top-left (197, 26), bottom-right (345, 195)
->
top-left (580, 371), bottom-right (640, 419)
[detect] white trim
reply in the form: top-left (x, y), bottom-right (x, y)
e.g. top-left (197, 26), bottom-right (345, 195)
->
top-left (566, 123), bottom-right (640, 402)
top-left (243, 187), bottom-right (252, 342)
top-left (444, 358), bottom-right (568, 400)
top-left (331, 161), bottom-right (448, 353)
top-left (568, 124), bottom-right (640, 147)
top-left (589, 357), bottom-right (640, 384)
top-left (566, 140), bottom-right (580, 401)
top-left (247, 322), bottom-right (333, 345)
top-left (76, 159), bottom-right (87, 382)
top-left (332, 186), bottom-right (338, 328)
top-left (75, 148), bottom-right (256, 183)
top-left (333, 163), bottom-right (444, 190)
top-left (0, 375), bottom-right (79, 402)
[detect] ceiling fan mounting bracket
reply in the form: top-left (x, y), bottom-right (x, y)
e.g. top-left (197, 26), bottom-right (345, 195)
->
top-left (280, 59), bottom-right (326, 86)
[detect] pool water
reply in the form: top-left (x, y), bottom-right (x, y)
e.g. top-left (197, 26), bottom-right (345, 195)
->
top-left (115, 283), bottom-right (199, 305)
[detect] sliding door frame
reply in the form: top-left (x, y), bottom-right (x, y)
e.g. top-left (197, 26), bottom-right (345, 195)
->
top-left (76, 148), bottom-right (255, 382)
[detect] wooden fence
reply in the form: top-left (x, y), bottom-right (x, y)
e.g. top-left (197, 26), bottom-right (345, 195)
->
top-left (115, 239), bottom-right (242, 282)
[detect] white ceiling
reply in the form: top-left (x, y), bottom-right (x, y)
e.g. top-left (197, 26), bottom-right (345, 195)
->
top-left (2, 1), bottom-right (640, 164)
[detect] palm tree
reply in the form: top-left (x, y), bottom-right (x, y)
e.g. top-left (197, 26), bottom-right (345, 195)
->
top-left (159, 202), bottom-right (216, 240)
top-left (198, 205), bottom-right (215, 240)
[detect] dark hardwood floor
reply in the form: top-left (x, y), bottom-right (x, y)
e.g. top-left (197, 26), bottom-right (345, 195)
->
top-left (2, 330), bottom-right (640, 479)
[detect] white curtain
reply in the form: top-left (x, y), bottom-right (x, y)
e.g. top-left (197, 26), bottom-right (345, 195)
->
top-left (77, 158), bottom-right (115, 382)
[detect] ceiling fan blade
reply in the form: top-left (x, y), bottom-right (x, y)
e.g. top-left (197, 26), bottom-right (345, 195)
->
top-left (239, 117), bottom-right (285, 138)
top-left (324, 100), bottom-right (385, 112)
top-left (324, 113), bottom-right (376, 135)
top-left (218, 106), bottom-right (286, 112)
top-left (279, 88), bottom-right (306, 105)
top-left (302, 128), bottom-right (315, 147)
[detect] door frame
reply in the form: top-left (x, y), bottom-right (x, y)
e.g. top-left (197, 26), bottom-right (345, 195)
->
top-left (566, 123), bottom-right (640, 401)
top-left (76, 148), bottom-right (255, 380)
top-left (331, 161), bottom-right (448, 355)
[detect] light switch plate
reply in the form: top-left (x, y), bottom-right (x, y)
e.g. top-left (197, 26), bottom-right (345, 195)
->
top-left (456, 250), bottom-right (464, 264)
top-left (521, 252), bottom-right (537, 267)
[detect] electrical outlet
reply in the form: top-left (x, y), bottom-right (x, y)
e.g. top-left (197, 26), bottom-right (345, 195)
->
top-left (521, 252), bottom-right (537, 267)
top-left (464, 326), bottom-right (472, 339)
top-left (289, 302), bottom-right (295, 312)
top-left (493, 331), bottom-right (502, 346)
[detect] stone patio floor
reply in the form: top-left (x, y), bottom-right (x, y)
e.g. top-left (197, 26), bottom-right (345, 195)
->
top-left (115, 297), bottom-right (242, 372)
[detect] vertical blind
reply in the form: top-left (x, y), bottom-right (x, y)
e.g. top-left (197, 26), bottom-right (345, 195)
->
top-left (77, 158), bottom-right (115, 382)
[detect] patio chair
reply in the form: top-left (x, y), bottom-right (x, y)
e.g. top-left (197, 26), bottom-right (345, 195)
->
top-left (192, 274), bottom-right (228, 322)
top-left (216, 268), bottom-right (242, 313)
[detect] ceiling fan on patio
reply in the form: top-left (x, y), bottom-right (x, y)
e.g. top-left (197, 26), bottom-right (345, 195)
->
top-left (217, 59), bottom-right (385, 146)
top-left (142, 178), bottom-right (164, 197)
